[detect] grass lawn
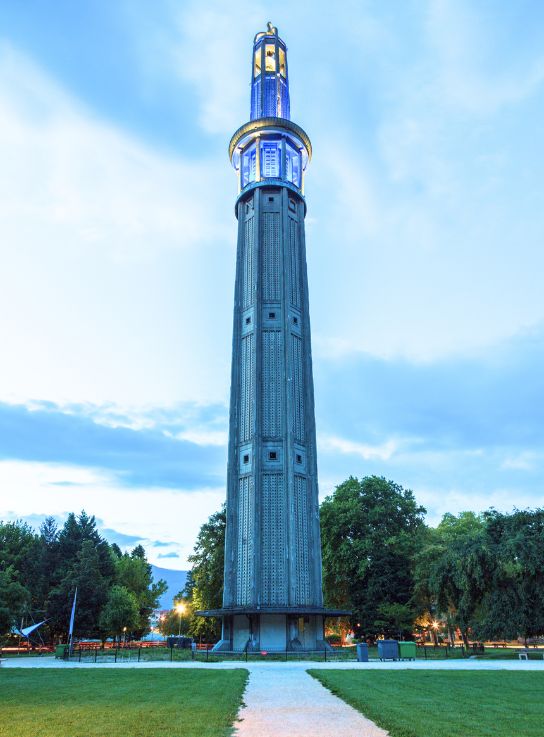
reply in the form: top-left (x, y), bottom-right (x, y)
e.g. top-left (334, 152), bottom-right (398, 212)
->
top-left (0, 668), bottom-right (247, 737)
top-left (309, 669), bottom-right (544, 737)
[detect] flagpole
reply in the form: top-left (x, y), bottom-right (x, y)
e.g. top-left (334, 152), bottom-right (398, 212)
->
top-left (68, 587), bottom-right (78, 655)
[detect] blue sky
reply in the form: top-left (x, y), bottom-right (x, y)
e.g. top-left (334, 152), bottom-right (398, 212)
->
top-left (0, 0), bottom-right (543, 567)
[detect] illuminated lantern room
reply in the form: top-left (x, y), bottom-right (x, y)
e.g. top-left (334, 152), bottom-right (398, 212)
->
top-left (229, 22), bottom-right (311, 195)
top-left (251, 22), bottom-right (290, 120)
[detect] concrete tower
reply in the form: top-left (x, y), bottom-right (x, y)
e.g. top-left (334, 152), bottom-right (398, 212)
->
top-left (202, 24), bottom-right (347, 652)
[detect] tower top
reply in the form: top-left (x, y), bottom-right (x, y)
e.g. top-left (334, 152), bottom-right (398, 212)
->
top-left (229, 26), bottom-right (311, 199)
top-left (250, 22), bottom-right (290, 120)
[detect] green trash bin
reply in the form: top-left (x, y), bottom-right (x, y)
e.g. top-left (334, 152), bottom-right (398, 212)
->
top-left (399, 641), bottom-right (416, 660)
top-left (55, 645), bottom-right (67, 659)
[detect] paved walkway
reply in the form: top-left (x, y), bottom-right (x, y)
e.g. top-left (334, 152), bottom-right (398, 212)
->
top-left (3, 656), bottom-right (544, 670)
top-left (234, 665), bottom-right (387, 737)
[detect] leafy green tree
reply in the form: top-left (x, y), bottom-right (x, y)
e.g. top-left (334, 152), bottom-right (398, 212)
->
top-left (374, 602), bottom-right (416, 639)
top-left (47, 540), bottom-right (109, 640)
top-left (428, 530), bottom-right (490, 648)
top-left (56, 512), bottom-right (114, 581)
top-left (0, 566), bottom-right (30, 637)
top-left (320, 476), bottom-right (427, 639)
top-left (157, 600), bottom-right (194, 637)
top-left (0, 520), bottom-right (41, 608)
top-left (114, 546), bottom-right (167, 638)
top-left (184, 506), bottom-right (226, 641)
top-left (98, 585), bottom-right (139, 641)
top-left (413, 512), bottom-right (487, 647)
top-left (475, 509), bottom-right (544, 644)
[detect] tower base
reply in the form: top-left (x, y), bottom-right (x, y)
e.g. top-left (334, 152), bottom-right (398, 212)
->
top-left (198, 607), bottom-right (350, 652)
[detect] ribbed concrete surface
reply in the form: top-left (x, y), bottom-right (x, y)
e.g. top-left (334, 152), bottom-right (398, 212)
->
top-left (234, 667), bottom-right (388, 737)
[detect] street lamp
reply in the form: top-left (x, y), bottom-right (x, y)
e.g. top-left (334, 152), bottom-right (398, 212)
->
top-left (175, 602), bottom-right (186, 637)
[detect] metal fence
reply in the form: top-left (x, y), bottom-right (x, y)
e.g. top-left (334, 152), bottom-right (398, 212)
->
top-left (60, 642), bottom-right (544, 664)
top-left (64, 645), bottom-right (351, 664)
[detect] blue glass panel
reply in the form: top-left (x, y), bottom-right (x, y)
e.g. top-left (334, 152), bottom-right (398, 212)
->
top-left (261, 140), bottom-right (281, 178)
top-left (241, 144), bottom-right (257, 187)
top-left (279, 77), bottom-right (290, 119)
top-left (285, 144), bottom-right (301, 188)
top-left (263, 74), bottom-right (277, 117)
top-left (250, 78), bottom-right (261, 120)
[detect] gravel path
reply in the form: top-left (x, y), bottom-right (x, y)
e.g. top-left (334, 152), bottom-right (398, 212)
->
top-left (234, 666), bottom-right (388, 737)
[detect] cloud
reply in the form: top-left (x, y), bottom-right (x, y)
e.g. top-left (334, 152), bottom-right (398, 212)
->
top-left (0, 42), bottom-right (235, 406)
top-left (158, 552), bottom-right (180, 559)
top-left (0, 400), bottom-right (225, 488)
top-left (0, 460), bottom-right (224, 568)
top-left (319, 435), bottom-right (399, 462)
top-left (426, 0), bottom-right (544, 114)
top-left (314, 324), bottom-right (544, 519)
top-left (169, 0), bottom-right (265, 135)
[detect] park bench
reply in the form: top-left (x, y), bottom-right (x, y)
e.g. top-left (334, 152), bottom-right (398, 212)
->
top-left (517, 649), bottom-right (544, 660)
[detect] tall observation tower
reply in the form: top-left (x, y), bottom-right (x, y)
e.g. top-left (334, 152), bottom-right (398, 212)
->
top-left (201, 24), bottom-right (347, 651)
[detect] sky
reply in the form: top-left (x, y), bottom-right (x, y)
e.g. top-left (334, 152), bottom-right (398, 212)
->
top-left (0, 0), bottom-right (543, 568)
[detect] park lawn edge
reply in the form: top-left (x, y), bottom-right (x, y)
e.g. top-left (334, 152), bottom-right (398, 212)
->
top-left (308, 668), bottom-right (411, 737)
top-left (308, 669), bottom-right (544, 737)
top-left (0, 667), bottom-right (250, 737)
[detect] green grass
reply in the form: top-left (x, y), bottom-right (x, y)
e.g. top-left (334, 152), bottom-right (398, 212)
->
top-left (0, 668), bottom-right (248, 737)
top-left (309, 670), bottom-right (544, 737)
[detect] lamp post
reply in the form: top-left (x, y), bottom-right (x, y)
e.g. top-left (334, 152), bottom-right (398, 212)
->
top-left (175, 603), bottom-right (186, 637)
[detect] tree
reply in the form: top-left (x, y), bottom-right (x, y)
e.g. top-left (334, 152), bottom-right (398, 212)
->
top-left (320, 476), bottom-right (427, 639)
top-left (56, 512), bottom-right (114, 582)
top-left (157, 600), bottom-right (194, 637)
top-left (114, 547), bottom-right (167, 638)
top-left (0, 566), bottom-right (30, 637)
top-left (475, 509), bottom-right (544, 644)
top-left (47, 540), bottom-right (109, 640)
top-left (184, 506), bottom-right (226, 641)
top-left (413, 512), bottom-right (488, 647)
top-left (98, 585), bottom-right (140, 641)
top-left (0, 520), bottom-right (41, 607)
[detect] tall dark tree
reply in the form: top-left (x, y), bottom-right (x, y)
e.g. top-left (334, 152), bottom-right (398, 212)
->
top-left (0, 520), bottom-right (41, 609)
top-left (413, 512), bottom-right (488, 646)
top-left (47, 539), bottom-right (110, 640)
top-left (476, 509), bottom-right (544, 644)
top-left (320, 476), bottom-right (427, 639)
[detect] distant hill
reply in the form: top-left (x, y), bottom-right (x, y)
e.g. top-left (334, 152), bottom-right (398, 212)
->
top-left (151, 565), bottom-right (188, 610)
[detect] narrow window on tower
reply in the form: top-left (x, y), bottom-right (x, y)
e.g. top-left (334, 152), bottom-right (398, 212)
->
top-left (253, 46), bottom-right (262, 77)
top-left (279, 47), bottom-right (286, 77)
top-left (260, 140), bottom-right (281, 178)
top-left (265, 44), bottom-right (276, 72)
top-left (241, 143), bottom-right (257, 187)
top-left (269, 451), bottom-right (277, 461)
top-left (285, 143), bottom-right (301, 188)
top-left (296, 454), bottom-right (302, 464)
top-left (243, 454), bottom-right (250, 465)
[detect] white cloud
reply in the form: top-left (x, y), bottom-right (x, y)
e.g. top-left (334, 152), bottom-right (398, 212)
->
top-left (319, 434), bottom-right (400, 461)
top-left (501, 452), bottom-right (540, 472)
top-left (0, 459), bottom-right (224, 568)
top-left (170, 0), bottom-right (265, 135)
top-left (416, 483), bottom-right (540, 526)
top-left (426, 0), bottom-right (544, 114)
top-left (0, 43), bottom-right (235, 406)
